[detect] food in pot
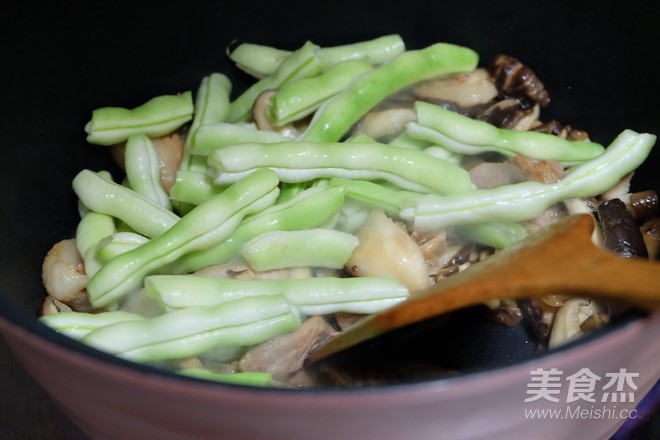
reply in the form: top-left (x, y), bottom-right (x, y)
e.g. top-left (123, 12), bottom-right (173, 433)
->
top-left (38, 35), bottom-right (658, 387)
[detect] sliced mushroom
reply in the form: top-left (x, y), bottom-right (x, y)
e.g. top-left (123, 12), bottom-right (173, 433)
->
top-left (629, 190), bottom-right (659, 221)
top-left (350, 108), bottom-right (417, 140)
top-left (597, 198), bottom-right (648, 258)
top-left (412, 68), bottom-right (499, 107)
top-left (476, 98), bottom-right (540, 131)
top-left (238, 316), bottom-right (336, 376)
top-left (640, 217), bottom-right (660, 260)
top-left (489, 54), bottom-right (550, 107)
top-left (548, 297), bottom-right (609, 348)
top-left (530, 120), bottom-right (590, 141)
top-left (468, 159), bottom-right (527, 189)
top-left (513, 155), bottom-right (564, 184)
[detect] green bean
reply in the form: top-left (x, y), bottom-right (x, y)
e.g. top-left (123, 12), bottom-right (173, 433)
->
top-left (455, 222), bottom-right (528, 249)
top-left (124, 134), bottom-right (171, 210)
top-left (409, 102), bottom-right (605, 165)
top-left (227, 41), bottom-right (324, 123)
top-left (328, 177), bottom-right (421, 218)
top-left (168, 170), bottom-right (225, 206)
top-left (190, 123), bottom-right (288, 156)
top-left (229, 43), bottom-right (292, 79)
top-left (208, 141), bottom-right (472, 194)
top-left (76, 211), bottom-right (115, 277)
top-left (301, 43), bottom-right (479, 142)
top-left (229, 34), bottom-right (405, 79)
top-left (73, 170), bottom-right (180, 238)
top-left (271, 58), bottom-right (373, 125)
top-left (401, 130), bottom-right (656, 230)
top-left (85, 92), bottom-right (193, 146)
top-left (96, 232), bottom-right (149, 263)
top-left (83, 294), bottom-right (301, 362)
top-left (177, 368), bottom-right (273, 387)
top-left (40, 311), bottom-right (144, 340)
top-left (241, 228), bottom-right (359, 271)
top-left (85, 169), bottom-right (280, 307)
top-left (164, 184), bottom-right (346, 274)
top-left (185, 73), bottom-right (232, 151)
top-left (315, 34), bottom-right (405, 66)
top-left (388, 131), bottom-right (431, 150)
top-left (144, 274), bottom-right (409, 315)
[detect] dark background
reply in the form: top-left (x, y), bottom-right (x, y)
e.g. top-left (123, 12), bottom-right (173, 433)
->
top-left (1, 0), bottom-right (658, 438)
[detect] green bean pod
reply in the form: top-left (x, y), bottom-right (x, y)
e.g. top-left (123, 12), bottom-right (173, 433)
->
top-left (409, 101), bottom-right (605, 165)
top-left (85, 169), bottom-right (280, 307)
top-left (177, 369), bottom-right (273, 387)
top-left (208, 141), bottom-right (472, 194)
top-left (328, 177), bottom-right (422, 218)
top-left (401, 130), bottom-right (656, 230)
top-left (229, 43), bottom-right (292, 79)
top-left (271, 58), bottom-right (373, 125)
top-left (301, 43), bottom-right (479, 142)
top-left (73, 170), bottom-right (180, 238)
top-left (227, 41), bottom-right (324, 123)
top-left (40, 310), bottom-right (145, 340)
top-left (75, 211), bottom-right (115, 277)
top-left (164, 184), bottom-right (346, 274)
top-left (145, 274), bottom-right (409, 315)
top-left (315, 34), bottom-right (405, 66)
top-left (85, 92), bottom-right (193, 146)
top-left (168, 170), bottom-right (225, 206)
top-left (241, 228), bottom-right (359, 271)
top-left (454, 222), bottom-right (528, 249)
top-left (96, 232), bottom-right (149, 263)
top-left (190, 123), bottom-right (288, 156)
top-left (83, 294), bottom-right (301, 362)
top-left (124, 134), bottom-right (171, 210)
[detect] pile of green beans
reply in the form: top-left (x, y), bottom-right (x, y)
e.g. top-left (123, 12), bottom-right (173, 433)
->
top-left (40, 35), bottom-right (656, 387)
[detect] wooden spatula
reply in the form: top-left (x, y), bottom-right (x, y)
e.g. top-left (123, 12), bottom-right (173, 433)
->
top-left (308, 214), bottom-right (660, 363)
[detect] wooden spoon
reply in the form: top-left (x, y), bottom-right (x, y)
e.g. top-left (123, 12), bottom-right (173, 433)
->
top-left (308, 214), bottom-right (660, 363)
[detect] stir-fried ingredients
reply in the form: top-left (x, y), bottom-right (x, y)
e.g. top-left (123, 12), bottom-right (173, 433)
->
top-left (40, 35), bottom-right (658, 388)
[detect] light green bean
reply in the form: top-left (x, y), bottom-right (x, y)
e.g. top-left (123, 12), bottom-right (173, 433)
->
top-left (85, 92), bottom-right (193, 146)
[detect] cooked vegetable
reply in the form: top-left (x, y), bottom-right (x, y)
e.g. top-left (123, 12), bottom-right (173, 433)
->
top-left (408, 101), bottom-right (605, 165)
top-left (85, 92), bottom-right (193, 145)
top-left (227, 41), bottom-right (324, 122)
top-left (83, 294), bottom-right (301, 362)
top-left (164, 184), bottom-right (346, 274)
top-left (124, 134), bottom-right (171, 210)
top-left (208, 140), bottom-right (472, 194)
top-left (145, 274), bottom-right (409, 315)
top-left (39, 35), bottom-right (659, 386)
top-left (229, 34), bottom-right (404, 79)
top-left (402, 130), bottom-right (656, 230)
top-left (86, 169), bottom-right (280, 307)
top-left (301, 43), bottom-right (479, 142)
top-left (241, 228), bottom-right (359, 271)
top-left (73, 170), bottom-right (180, 238)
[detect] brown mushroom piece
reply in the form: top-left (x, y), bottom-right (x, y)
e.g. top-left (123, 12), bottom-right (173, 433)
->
top-left (597, 198), bottom-right (648, 258)
top-left (548, 297), bottom-right (610, 349)
top-left (238, 316), bottom-right (337, 377)
top-left (640, 217), bottom-right (660, 260)
top-left (629, 190), bottom-right (659, 221)
top-left (475, 98), bottom-right (540, 131)
top-left (489, 54), bottom-right (550, 107)
top-left (350, 108), bottom-right (417, 140)
top-left (412, 68), bottom-right (499, 108)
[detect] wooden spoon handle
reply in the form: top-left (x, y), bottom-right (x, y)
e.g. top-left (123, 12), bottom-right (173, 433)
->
top-left (308, 215), bottom-right (660, 362)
